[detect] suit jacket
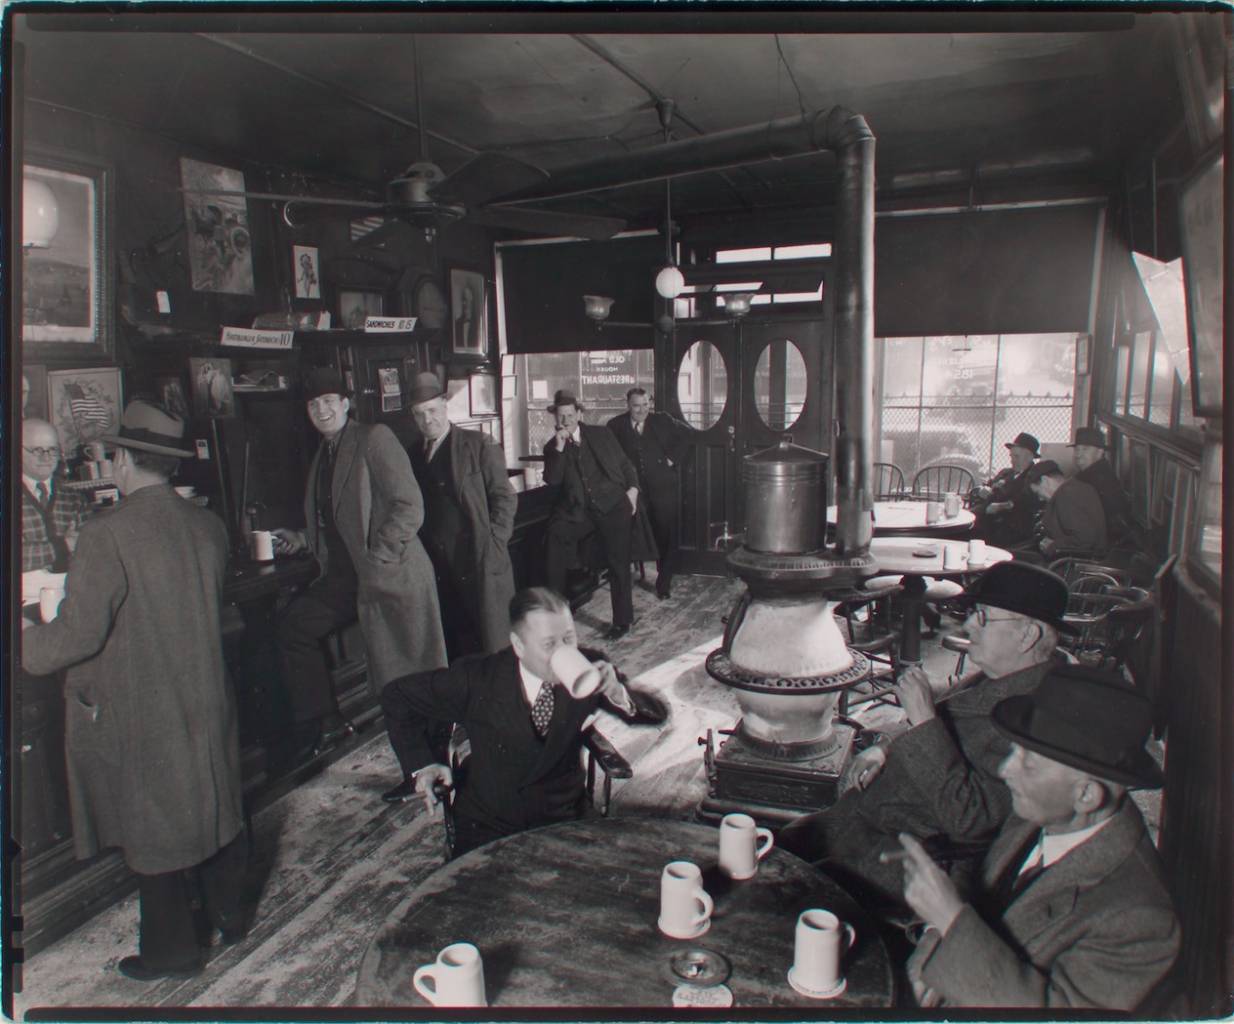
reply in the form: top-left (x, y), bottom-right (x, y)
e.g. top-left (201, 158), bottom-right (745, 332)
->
top-left (305, 420), bottom-right (446, 685)
top-left (605, 411), bottom-right (690, 489)
top-left (416, 426), bottom-right (517, 653)
top-left (913, 800), bottom-right (1180, 1010)
top-left (21, 479), bottom-right (89, 572)
top-left (21, 485), bottom-right (242, 874)
top-left (1042, 477), bottom-right (1107, 554)
top-left (982, 465), bottom-right (1041, 544)
top-left (1076, 457), bottom-right (1140, 547)
top-left (385, 648), bottom-right (602, 836)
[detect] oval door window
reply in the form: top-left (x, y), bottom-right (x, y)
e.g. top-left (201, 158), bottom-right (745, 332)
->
top-left (754, 339), bottom-right (808, 430)
top-left (676, 340), bottom-right (729, 430)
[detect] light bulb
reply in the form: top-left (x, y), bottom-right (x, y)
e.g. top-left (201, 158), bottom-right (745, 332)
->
top-left (23, 178), bottom-right (59, 248)
top-left (655, 265), bottom-right (685, 299)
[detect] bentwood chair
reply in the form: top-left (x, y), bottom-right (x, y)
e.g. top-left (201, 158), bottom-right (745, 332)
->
top-left (873, 462), bottom-right (907, 500)
top-left (912, 464), bottom-right (977, 501)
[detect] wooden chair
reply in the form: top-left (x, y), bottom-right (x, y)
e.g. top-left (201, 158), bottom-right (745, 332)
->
top-left (1047, 557), bottom-right (1133, 588)
top-left (837, 582), bottom-right (903, 683)
top-left (873, 462), bottom-right (907, 500)
top-left (912, 464), bottom-right (977, 501)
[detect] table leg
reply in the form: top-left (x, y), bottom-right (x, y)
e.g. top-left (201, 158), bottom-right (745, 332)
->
top-left (898, 573), bottom-right (926, 665)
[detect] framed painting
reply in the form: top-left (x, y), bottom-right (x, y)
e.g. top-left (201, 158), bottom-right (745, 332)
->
top-left (180, 157), bottom-right (255, 295)
top-left (293, 245), bottom-right (321, 299)
top-left (377, 364), bottom-right (404, 413)
top-left (339, 288), bottom-right (384, 329)
top-left (449, 267), bottom-right (488, 358)
top-left (22, 152), bottom-right (114, 359)
top-left (469, 373), bottom-right (497, 417)
top-left (153, 373), bottom-right (191, 421)
top-left (1179, 148), bottom-right (1224, 417)
top-left (46, 366), bottom-right (123, 457)
top-left (188, 357), bottom-right (236, 419)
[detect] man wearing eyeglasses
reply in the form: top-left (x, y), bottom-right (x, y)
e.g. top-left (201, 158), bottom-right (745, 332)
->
top-left (21, 419), bottom-right (88, 573)
top-left (779, 561), bottom-right (1073, 907)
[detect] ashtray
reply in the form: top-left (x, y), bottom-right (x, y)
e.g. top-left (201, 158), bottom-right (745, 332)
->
top-left (665, 946), bottom-right (731, 988)
top-left (912, 547), bottom-right (937, 558)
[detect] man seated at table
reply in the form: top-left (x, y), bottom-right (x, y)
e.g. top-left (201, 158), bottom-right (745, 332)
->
top-left (970, 432), bottom-right (1042, 548)
top-left (380, 587), bottom-right (664, 856)
top-left (891, 667), bottom-right (1178, 1010)
top-left (778, 562), bottom-right (1070, 906)
top-left (1069, 426), bottom-right (1147, 551)
top-left (1020, 459), bottom-right (1107, 561)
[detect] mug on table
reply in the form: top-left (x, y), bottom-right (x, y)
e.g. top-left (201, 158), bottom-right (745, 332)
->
top-left (412, 942), bottom-right (486, 1007)
top-left (659, 860), bottom-right (714, 939)
top-left (790, 908), bottom-right (855, 996)
top-left (718, 812), bottom-right (774, 880)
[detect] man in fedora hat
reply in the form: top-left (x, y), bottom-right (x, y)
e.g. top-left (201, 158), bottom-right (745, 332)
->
top-left (542, 389), bottom-right (655, 641)
top-left (779, 562), bottom-right (1073, 906)
top-left (1021, 459), bottom-right (1107, 560)
top-left (1069, 425), bottom-right (1143, 549)
top-left (272, 367), bottom-right (446, 761)
top-left (21, 400), bottom-right (248, 980)
top-left (972, 431), bottom-right (1042, 548)
top-left (892, 667), bottom-right (1178, 1010)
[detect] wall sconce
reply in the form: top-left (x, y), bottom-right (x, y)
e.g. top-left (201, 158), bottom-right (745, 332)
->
top-left (583, 294), bottom-right (616, 322)
top-left (723, 291), bottom-right (756, 318)
top-left (23, 177), bottom-right (60, 248)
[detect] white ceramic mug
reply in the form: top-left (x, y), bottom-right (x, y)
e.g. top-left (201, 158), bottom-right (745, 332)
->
top-left (791, 908), bottom-right (855, 995)
top-left (549, 645), bottom-right (602, 699)
top-left (968, 538), bottom-right (987, 565)
top-left (944, 492), bottom-right (961, 518)
top-left (925, 501), bottom-right (943, 525)
top-left (39, 586), bottom-right (62, 623)
top-left (942, 544), bottom-right (965, 571)
top-left (718, 813), bottom-right (775, 880)
top-left (659, 861), bottom-right (714, 939)
top-left (412, 942), bottom-right (486, 1007)
top-left (250, 530), bottom-right (275, 563)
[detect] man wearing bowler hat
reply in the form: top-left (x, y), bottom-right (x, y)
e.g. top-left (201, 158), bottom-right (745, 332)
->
top-left (542, 389), bottom-right (655, 641)
top-left (779, 562), bottom-right (1072, 906)
top-left (272, 367), bottom-right (446, 760)
top-left (1069, 425), bottom-right (1143, 549)
top-left (1022, 459), bottom-right (1107, 560)
top-left (972, 431), bottom-right (1042, 548)
top-left (21, 400), bottom-right (248, 980)
top-left (892, 667), bottom-right (1178, 1010)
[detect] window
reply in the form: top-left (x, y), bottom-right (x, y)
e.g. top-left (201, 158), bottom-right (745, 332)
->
top-left (706, 242), bottom-right (829, 309)
top-left (876, 333), bottom-right (1077, 481)
top-left (1191, 439), bottom-right (1221, 584)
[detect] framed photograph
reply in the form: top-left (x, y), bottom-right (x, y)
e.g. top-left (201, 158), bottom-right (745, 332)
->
top-left (449, 267), bottom-right (488, 358)
top-left (23, 152), bottom-right (114, 359)
top-left (377, 365), bottom-right (403, 413)
top-left (154, 373), bottom-right (191, 421)
top-left (1179, 149), bottom-right (1224, 416)
top-left (21, 364), bottom-right (49, 420)
top-left (1074, 333), bottom-right (1091, 375)
top-left (469, 373), bottom-right (497, 417)
top-left (339, 288), bottom-right (384, 329)
top-left (46, 366), bottom-right (123, 456)
top-left (180, 157), bottom-right (255, 295)
top-left (293, 245), bottom-right (321, 299)
top-left (188, 357), bottom-right (236, 419)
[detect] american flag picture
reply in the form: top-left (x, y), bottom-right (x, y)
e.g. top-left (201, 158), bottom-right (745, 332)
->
top-left (67, 383), bottom-right (112, 428)
top-left (48, 369), bottom-right (122, 452)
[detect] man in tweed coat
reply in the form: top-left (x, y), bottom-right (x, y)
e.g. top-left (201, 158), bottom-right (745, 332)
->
top-left (779, 562), bottom-right (1073, 905)
top-left (895, 668), bottom-right (1178, 1010)
top-left (20, 418), bottom-right (89, 572)
top-left (22, 401), bottom-right (245, 981)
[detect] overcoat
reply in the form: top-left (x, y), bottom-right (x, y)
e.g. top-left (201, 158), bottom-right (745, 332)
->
top-left (1042, 477), bottom-right (1107, 555)
top-left (21, 485), bottom-right (243, 875)
top-left (305, 420), bottom-right (446, 685)
top-left (430, 426), bottom-right (517, 653)
top-left (912, 799), bottom-right (1179, 1009)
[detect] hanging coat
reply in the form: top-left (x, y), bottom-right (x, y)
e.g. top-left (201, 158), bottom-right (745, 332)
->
top-left (21, 484), bottom-right (243, 875)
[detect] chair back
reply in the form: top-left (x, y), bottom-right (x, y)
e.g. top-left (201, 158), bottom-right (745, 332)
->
top-left (1048, 557), bottom-right (1133, 588)
top-left (912, 464), bottom-right (976, 500)
top-left (873, 462), bottom-right (906, 500)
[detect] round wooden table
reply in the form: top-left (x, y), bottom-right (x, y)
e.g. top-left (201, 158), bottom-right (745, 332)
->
top-left (827, 500), bottom-right (975, 536)
top-left (354, 816), bottom-right (894, 1009)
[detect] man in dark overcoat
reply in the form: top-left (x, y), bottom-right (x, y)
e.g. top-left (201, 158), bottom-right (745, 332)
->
top-left (894, 668), bottom-right (1178, 1011)
top-left (21, 401), bottom-right (246, 980)
top-left (405, 371), bottom-right (516, 659)
top-left (543, 390), bottom-right (655, 641)
top-left (1069, 425), bottom-right (1144, 549)
top-left (971, 431), bottom-right (1042, 548)
top-left (606, 388), bottom-right (691, 599)
top-left (1024, 459), bottom-right (1108, 559)
top-left (273, 368), bottom-right (447, 757)
top-left (778, 562), bottom-right (1072, 906)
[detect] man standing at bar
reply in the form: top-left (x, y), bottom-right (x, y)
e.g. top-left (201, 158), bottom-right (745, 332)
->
top-left (543, 390), bottom-right (648, 641)
top-left (20, 418), bottom-right (88, 573)
top-left (21, 400), bottom-right (247, 980)
top-left (607, 388), bottom-right (690, 599)
top-left (273, 367), bottom-right (446, 758)
top-left (405, 371), bottom-right (517, 660)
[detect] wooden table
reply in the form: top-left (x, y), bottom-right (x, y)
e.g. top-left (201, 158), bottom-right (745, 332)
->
top-left (828, 500), bottom-right (975, 536)
top-left (355, 816), bottom-right (894, 1009)
top-left (869, 536), bottom-right (1013, 664)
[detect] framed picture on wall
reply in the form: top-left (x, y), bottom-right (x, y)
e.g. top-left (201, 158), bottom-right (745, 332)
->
top-left (293, 245), bottom-right (321, 299)
top-left (469, 373), bottom-right (497, 417)
top-left (46, 366), bottom-right (123, 456)
top-left (153, 373), bottom-right (191, 421)
top-left (23, 152), bottom-right (114, 359)
top-left (449, 267), bottom-right (488, 358)
top-left (339, 288), bottom-right (384, 329)
top-left (188, 357), bottom-right (236, 419)
top-left (1179, 148), bottom-right (1224, 417)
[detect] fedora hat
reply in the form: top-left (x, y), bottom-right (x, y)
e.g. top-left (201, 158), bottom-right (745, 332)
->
top-left (1004, 432), bottom-right (1040, 455)
top-left (1023, 458), bottom-right (1062, 483)
top-left (408, 371), bottom-right (446, 406)
top-left (102, 399), bottom-right (196, 458)
top-left (1069, 426), bottom-right (1108, 449)
top-left (957, 561), bottom-right (1076, 634)
top-left (992, 665), bottom-right (1163, 789)
top-left (547, 389), bottom-right (584, 413)
top-left (303, 367), bottom-right (350, 401)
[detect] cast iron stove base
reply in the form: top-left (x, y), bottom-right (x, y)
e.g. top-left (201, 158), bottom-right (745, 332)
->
top-left (697, 721), bottom-right (857, 827)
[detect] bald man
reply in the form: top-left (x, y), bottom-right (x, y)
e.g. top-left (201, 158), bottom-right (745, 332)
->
top-left (21, 418), bottom-right (88, 573)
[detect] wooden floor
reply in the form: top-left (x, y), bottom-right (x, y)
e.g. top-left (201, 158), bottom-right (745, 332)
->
top-left (12, 570), bottom-right (1163, 1016)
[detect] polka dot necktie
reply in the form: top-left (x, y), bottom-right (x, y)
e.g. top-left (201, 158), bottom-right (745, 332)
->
top-left (530, 681), bottom-right (555, 737)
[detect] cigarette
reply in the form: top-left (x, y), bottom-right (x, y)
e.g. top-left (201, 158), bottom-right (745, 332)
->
top-left (878, 849), bottom-right (912, 864)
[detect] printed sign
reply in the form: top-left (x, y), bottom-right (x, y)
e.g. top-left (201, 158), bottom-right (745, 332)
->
top-left (365, 316), bottom-right (418, 333)
top-left (220, 326), bottom-right (295, 349)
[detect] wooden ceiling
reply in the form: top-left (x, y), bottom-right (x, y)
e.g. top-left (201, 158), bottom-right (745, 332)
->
top-left (13, 9), bottom-right (1190, 236)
